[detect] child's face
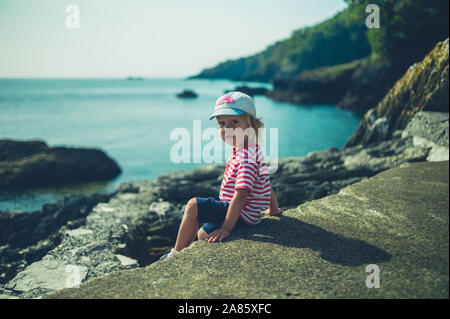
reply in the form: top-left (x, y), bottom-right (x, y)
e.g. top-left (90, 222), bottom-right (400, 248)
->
top-left (216, 115), bottom-right (251, 147)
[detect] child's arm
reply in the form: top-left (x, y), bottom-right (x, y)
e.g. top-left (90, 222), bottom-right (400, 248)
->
top-left (205, 189), bottom-right (249, 242)
top-left (265, 188), bottom-right (282, 216)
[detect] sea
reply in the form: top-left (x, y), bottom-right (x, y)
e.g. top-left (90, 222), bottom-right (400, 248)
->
top-left (0, 78), bottom-right (361, 211)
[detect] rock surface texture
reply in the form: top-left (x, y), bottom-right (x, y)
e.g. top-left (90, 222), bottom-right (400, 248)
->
top-left (1, 110), bottom-right (447, 298)
top-left (46, 161), bottom-right (449, 299)
top-left (346, 38), bottom-right (449, 146)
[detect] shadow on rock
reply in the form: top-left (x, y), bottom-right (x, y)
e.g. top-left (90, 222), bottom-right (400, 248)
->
top-left (229, 215), bottom-right (392, 267)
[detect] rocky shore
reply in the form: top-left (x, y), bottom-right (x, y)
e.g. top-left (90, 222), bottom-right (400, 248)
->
top-left (346, 38), bottom-right (449, 146)
top-left (0, 193), bottom-right (111, 286)
top-left (47, 160), bottom-right (449, 299)
top-left (268, 38), bottom-right (449, 114)
top-left (0, 108), bottom-right (448, 298)
top-left (266, 58), bottom-right (366, 105)
top-left (0, 37), bottom-right (448, 301)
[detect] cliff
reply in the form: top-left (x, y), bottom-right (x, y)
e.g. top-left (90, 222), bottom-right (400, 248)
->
top-left (189, 3), bottom-right (371, 82)
top-left (346, 38), bottom-right (449, 146)
top-left (192, 1), bottom-right (449, 114)
top-left (266, 58), bottom-right (366, 105)
top-left (47, 160), bottom-right (449, 298)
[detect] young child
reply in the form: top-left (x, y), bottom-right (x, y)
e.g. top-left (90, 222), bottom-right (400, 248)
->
top-left (161, 91), bottom-right (281, 260)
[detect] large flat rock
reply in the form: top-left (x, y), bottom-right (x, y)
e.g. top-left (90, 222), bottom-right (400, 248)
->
top-left (47, 161), bottom-right (449, 299)
top-left (0, 139), bottom-right (121, 189)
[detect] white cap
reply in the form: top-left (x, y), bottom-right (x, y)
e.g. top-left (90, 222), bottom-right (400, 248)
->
top-left (209, 91), bottom-right (256, 120)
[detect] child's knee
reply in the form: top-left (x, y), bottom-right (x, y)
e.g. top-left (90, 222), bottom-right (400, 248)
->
top-left (184, 197), bottom-right (198, 216)
top-left (197, 227), bottom-right (208, 240)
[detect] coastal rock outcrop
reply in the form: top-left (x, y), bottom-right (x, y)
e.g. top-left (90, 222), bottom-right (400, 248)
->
top-left (346, 38), bottom-right (449, 146)
top-left (1, 84), bottom-right (448, 298)
top-left (266, 59), bottom-right (365, 105)
top-left (2, 112), bottom-right (446, 298)
top-left (268, 37), bottom-right (448, 116)
top-left (224, 86), bottom-right (268, 97)
top-left (46, 161), bottom-right (449, 298)
top-left (0, 139), bottom-right (122, 190)
top-left (0, 183), bottom-right (183, 298)
top-left (0, 193), bottom-right (111, 286)
top-left (176, 90), bottom-right (198, 98)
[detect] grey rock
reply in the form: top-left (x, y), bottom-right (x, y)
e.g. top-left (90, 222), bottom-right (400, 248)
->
top-left (0, 139), bottom-right (121, 190)
top-left (401, 111), bottom-right (449, 162)
top-left (0, 294), bottom-right (19, 299)
top-left (346, 38), bottom-right (449, 147)
top-left (148, 201), bottom-right (176, 220)
top-left (6, 260), bottom-right (88, 293)
top-left (0, 193), bottom-right (110, 287)
top-left (403, 111), bottom-right (449, 147)
top-left (2, 105), bottom-right (447, 299)
top-left (64, 229), bottom-right (94, 237)
top-left (0, 193), bottom-right (110, 248)
top-left (115, 255), bottom-right (138, 267)
top-left (46, 161), bottom-right (449, 299)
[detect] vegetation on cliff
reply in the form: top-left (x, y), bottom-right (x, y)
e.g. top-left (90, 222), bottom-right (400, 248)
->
top-left (190, 3), bottom-right (371, 82)
top-left (191, 0), bottom-right (449, 114)
top-left (346, 38), bottom-right (449, 146)
top-left (191, 0), bottom-right (448, 84)
top-left (336, 0), bottom-right (449, 110)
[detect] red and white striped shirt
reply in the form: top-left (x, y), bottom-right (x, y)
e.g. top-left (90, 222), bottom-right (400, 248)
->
top-left (219, 144), bottom-right (271, 225)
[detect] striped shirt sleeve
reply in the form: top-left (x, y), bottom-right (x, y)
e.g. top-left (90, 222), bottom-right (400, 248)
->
top-left (234, 158), bottom-right (258, 192)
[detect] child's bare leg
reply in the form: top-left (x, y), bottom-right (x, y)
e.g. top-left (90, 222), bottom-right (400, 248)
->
top-left (174, 198), bottom-right (199, 251)
top-left (197, 228), bottom-right (208, 241)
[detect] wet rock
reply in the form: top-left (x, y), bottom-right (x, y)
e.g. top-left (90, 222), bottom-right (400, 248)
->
top-left (176, 90), bottom-right (198, 98)
top-left (0, 193), bottom-right (110, 248)
top-left (0, 139), bottom-right (122, 190)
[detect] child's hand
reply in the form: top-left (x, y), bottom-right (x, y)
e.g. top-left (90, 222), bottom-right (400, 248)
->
top-left (205, 227), bottom-right (231, 242)
top-left (265, 207), bottom-right (282, 216)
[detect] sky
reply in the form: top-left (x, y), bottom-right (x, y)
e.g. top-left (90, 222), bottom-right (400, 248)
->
top-left (0, 0), bottom-right (348, 78)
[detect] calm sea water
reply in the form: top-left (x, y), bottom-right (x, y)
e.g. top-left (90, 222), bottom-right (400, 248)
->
top-left (0, 78), bottom-right (361, 211)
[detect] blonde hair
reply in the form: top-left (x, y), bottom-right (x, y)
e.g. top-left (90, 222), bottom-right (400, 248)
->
top-left (242, 113), bottom-right (264, 144)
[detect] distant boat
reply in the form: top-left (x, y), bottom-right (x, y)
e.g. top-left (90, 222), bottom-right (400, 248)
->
top-left (126, 76), bottom-right (144, 81)
top-left (176, 90), bottom-right (198, 98)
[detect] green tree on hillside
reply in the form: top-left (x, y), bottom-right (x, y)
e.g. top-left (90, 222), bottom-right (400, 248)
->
top-left (345, 0), bottom-right (449, 66)
top-left (191, 3), bottom-right (372, 82)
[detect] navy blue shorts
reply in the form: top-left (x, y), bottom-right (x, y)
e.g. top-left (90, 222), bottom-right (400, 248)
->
top-left (195, 196), bottom-right (252, 234)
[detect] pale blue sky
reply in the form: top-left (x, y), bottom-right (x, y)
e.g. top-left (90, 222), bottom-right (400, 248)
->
top-left (0, 0), bottom-right (348, 78)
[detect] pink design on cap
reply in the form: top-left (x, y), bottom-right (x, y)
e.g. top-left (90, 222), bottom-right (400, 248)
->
top-left (217, 95), bottom-right (235, 106)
